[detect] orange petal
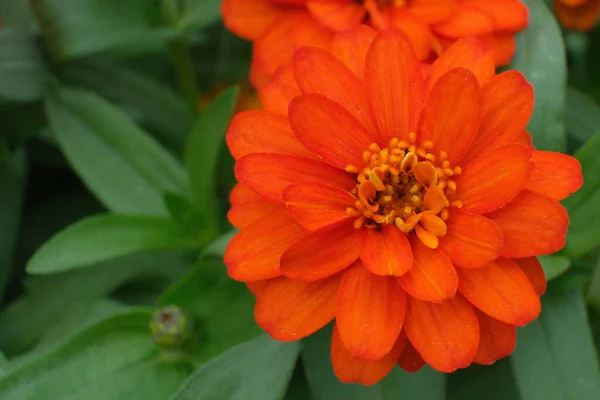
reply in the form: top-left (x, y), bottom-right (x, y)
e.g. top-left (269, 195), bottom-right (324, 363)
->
top-left (225, 209), bottom-right (306, 281)
top-left (221, 0), bottom-right (284, 40)
top-left (397, 338), bottom-right (425, 372)
top-left (453, 144), bottom-right (533, 214)
top-left (246, 280), bottom-right (266, 295)
top-left (457, 258), bottom-right (541, 326)
top-left (281, 222), bottom-right (362, 281)
top-left (473, 309), bottom-right (516, 365)
top-left (306, 0), bottom-right (366, 31)
top-left (228, 184), bottom-right (282, 229)
top-left (427, 37), bottom-right (495, 89)
top-left (525, 151), bottom-right (583, 201)
top-left (226, 110), bottom-right (313, 160)
top-left (386, 8), bottom-right (434, 60)
top-left (418, 67), bottom-right (481, 164)
top-left (337, 262), bottom-right (407, 360)
top-left (516, 130), bottom-right (533, 146)
top-left (478, 33), bottom-right (517, 67)
top-left (462, 0), bottom-right (529, 32)
top-left (331, 323), bottom-right (406, 385)
top-left (398, 237), bottom-right (458, 302)
top-left (283, 182), bottom-right (355, 230)
top-left (409, 0), bottom-right (457, 24)
top-left (486, 190), bottom-right (570, 258)
top-left (438, 209), bottom-right (503, 269)
top-left (330, 25), bottom-right (377, 78)
top-left (513, 257), bottom-right (547, 297)
top-left (235, 153), bottom-right (356, 203)
top-left (293, 46), bottom-right (378, 135)
top-left (432, 4), bottom-right (495, 37)
top-left (260, 62), bottom-right (301, 116)
top-left (404, 295), bottom-right (479, 372)
top-left (555, 0), bottom-right (600, 32)
top-left (361, 226), bottom-right (413, 277)
top-left (289, 94), bottom-right (375, 168)
top-left (255, 274), bottom-right (341, 341)
top-left (463, 71), bottom-right (534, 162)
top-left (365, 29), bottom-right (425, 145)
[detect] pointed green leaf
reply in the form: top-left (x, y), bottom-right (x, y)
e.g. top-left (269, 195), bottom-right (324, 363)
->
top-left (381, 366), bottom-right (445, 400)
top-left (538, 255), bottom-right (571, 281)
top-left (0, 29), bottom-right (45, 101)
top-left (179, 0), bottom-right (222, 30)
top-left (447, 361), bottom-right (519, 400)
top-left (566, 86), bottom-right (600, 143)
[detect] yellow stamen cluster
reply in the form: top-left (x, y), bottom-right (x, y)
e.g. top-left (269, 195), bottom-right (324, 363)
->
top-left (345, 133), bottom-right (463, 248)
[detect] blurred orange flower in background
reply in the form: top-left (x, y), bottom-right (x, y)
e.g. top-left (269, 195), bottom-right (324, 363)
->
top-left (224, 27), bottom-right (583, 384)
top-left (555, 0), bottom-right (600, 31)
top-left (221, 0), bottom-right (529, 88)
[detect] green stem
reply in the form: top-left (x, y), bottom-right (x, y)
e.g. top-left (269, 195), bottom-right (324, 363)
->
top-left (162, 0), bottom-right (198, 115)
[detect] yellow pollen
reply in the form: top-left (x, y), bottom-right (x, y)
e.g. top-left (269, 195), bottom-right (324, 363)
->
top-left (345, 134), bottom-right (463, 249)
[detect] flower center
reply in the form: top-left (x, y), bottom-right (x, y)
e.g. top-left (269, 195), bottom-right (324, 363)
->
top-left (345, 132), bottom-right (463, 249)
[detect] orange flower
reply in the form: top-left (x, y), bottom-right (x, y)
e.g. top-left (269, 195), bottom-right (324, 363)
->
top-left (224, 27), bottom-right (582, 384)
top-left (555, 0), bottom-right (600, 31)
top-left (198, 83), bottom-right (262, 113)
top-left (221, 0), bottom-right (529, 88)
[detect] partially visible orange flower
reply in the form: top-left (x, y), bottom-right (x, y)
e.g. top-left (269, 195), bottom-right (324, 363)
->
top-left (224, 27), bottom-right (582, 384)
top-left (555, 0), bottom-right (600, 31)
top-left (221, 0), bottom-right (529, 88)
top-left (198, 82), bottom-right (262, 112)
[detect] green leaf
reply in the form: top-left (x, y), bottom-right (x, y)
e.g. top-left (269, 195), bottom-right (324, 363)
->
top-left (510, 289), bottom-right (600, 400)
top-left (539, 254), bottom-right (571, 281)
top-left (30, 0), bottom-right (177, 62)
top-left (565, 86), bottom-right (600, 143)
top-left (158, 259), bottom-right (262, 363)
top-left (285, 364), bottom-right (314, 400)
top-left (0, 351), bottom-right (7, 375)
top-left (170, 334), bottom-right (300, 400)
top-left (163, 192), bottom-right (204, 237)
top-left (0, 29), bottom-right (45, 101)
top-left (202, 230), bottom-right (237, 258)
top-left (0, 310), bottom-right (190, 400)
top-left (562, 129), bottom-right (600, 257)
top-left (0, 251), bottom-right (192, 355)
top-left (0, 149), bottom-right (27, 300)
top-left (58, 58), bottom-right (191, 152)
top-left (45, 85), bottom-right (189, 216)
top-left (448, 361), bottom-right (519, 400)
top-left (27, 214), bottom-right (198, 274)
top-left (381, 366), bottom-right (445, 400)
top-left (510, 0), bottom-right (567, 151)
top-left (0, 0), bottom-right (38, 31)
top-left (185, 86), bottom-right (239, 223)
top-left (179, 0), bottom-right (222, 30)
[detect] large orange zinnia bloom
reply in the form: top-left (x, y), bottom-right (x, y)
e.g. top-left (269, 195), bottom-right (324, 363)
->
top-left (221, 0), bottom-right (529, 88)
top-left (555, 0), bottom-right (600, 31)
top-left (224, 27), bottom-right (583, 384)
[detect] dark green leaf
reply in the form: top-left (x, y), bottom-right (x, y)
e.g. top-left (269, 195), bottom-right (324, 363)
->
top-left (0, 251), bottom-right (192, 355)
top-left (185, 86), bottom-right (239, 223)
top-left (0, 310), bottom-right (190, 400)
top-left (381, 366), bottom-right (445, 400)
top-left (448, 360), bottom-right (519, 400)
top-left (31, 0), bottom-right (176, 62)
top-left (0, 149), bottom-right (27, 300)
top-left (27, 214), bottom-right (198, 274)
top-left (163, 192), bottom-right (204, 237)
top-left (510, 0), bottom-right (567, 151)
top-left (202, 230), bottom-right (236, 258)
top-left (511, 289), bottom-right (600, 400)
top-left (170, 334), bottom-right (300, 400)
top-left (0, 29), bottom-right (45, 101)
top-left (45, 85), bottom-right (189, 216)
top-left (539, 254), bottom-right (571, 281)
top-left (285, 363), bottom-right (314, 400)
top-left (179, 0), bottom-right (222, 30)
top-left (0, 351), bottom-right (7, 375)
top-left (562, 129), bottom-right (600, 257)
top-left (0, 0), bottom-right (38, 31)
top-left (566, 86), bottom-right (600, 143)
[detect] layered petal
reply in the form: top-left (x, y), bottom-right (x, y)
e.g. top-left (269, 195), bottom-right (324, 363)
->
top-left (438, 209), bottom-right (503, 269)
top-left (418, 68), bottom-right (481, 164)
top-left (228, 183), bottom-right (282, 229)
top-left (398, 238), bottom-right (458, 302)
top-left (289, 94), bottom-right (375, 168)
top-left (224, 209), bottom-right (306, 281)
top-left (227, 110), bottom-right (313, 160)
top-left (463, 0), bottom-right (529, 31)
top-left (386, 7), bottom-right (434, 60)
top-left (478, 33), bottom-right (517, 67)
top-left (331, 324), bottom-right (406, 385)
top-left (404, 295), bottom-right (479, 372)
top-left (486, 190), bottom-right (570, 258)
top-left (525, 151), bottom-right (583, 201)
top-left (473, 309), bottom-right (516, 365)
top-left (307, 0), bottom-right (366, 31)
top-left (281, 222), bottom-right (363, 281)
top-left (260, 63), bottom-right (301, 116)
top-left (555, 0), bottom-right (600, 31)
top-left (360, 226), bottom-right (414, 277)
top-left (330, 25), bottom-right (377, 78)
top-left (337, 262), bottom-right (407, 360)
top-left (255, 274), bottom-right (341, 341)
top-left (235, 153), bottom-right (356, 203)
top-left (457, 258), bottom-right (541, 326)
top-left (514, 257), bottom-right (547, 297)
top-left (397, 339), bottom-right (425, 372)
top-left (463, 71), bottom-right (534, 161)
top-left (365, 29), bottom-right (425, 145)
top-left (221, 0), bottom-right (284, 40)
top-left (283, 182), bottom-right (355, 230)
top-left (453, 144), bottom-right (533, 214)
top-left (292, 46), bottom-right (378, 135)
top-left (409, 0), bottom-right (458, 24)
top-left (432, 5), bottom-right (495, 37)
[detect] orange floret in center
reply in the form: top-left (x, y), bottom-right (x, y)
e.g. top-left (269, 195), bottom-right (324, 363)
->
top-left (345, 132), bottom-right (462, 249)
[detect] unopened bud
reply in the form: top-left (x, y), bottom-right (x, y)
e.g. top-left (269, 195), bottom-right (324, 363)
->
top-left (150, 305), bottom-right (192, 350)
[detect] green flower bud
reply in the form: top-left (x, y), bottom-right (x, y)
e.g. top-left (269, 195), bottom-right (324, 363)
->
top-left (150, 305), bottom-right (193, 350)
